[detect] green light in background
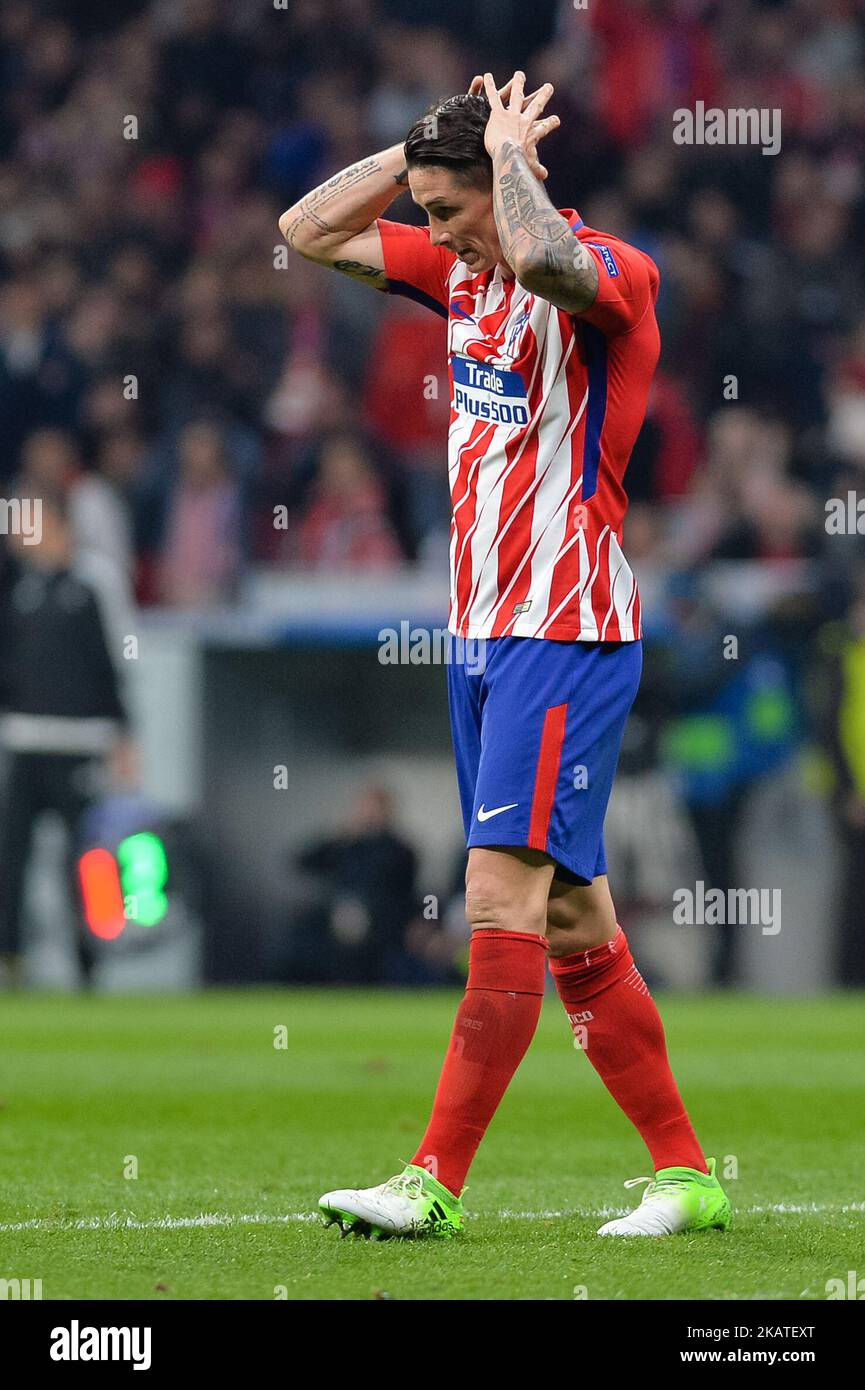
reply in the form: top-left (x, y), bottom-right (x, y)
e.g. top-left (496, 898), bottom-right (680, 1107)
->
top-left (118, 831), bottom-right (169, 927)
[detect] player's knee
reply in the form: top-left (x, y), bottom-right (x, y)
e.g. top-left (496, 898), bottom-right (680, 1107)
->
top-left (545, 897), bottom-right (615, 956)
top-left (464, 866), bottom-right (546, 936)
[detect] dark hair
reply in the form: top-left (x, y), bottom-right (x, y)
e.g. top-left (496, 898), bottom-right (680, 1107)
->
top-left (404, 93), bottom-right (492, 190)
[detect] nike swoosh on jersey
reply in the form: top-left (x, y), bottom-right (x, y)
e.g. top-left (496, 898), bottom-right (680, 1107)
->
top-left (476, 802), bottom-right (519, 822)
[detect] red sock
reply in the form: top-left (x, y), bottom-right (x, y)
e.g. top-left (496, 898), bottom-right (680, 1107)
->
top-left (549, 926), bottom-right (707, 1173)
top-left (411, 928), bottom-right (547, 1197)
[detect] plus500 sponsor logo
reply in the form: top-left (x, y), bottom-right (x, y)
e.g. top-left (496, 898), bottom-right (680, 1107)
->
top-left (451, 355), bottom-right (530, 426)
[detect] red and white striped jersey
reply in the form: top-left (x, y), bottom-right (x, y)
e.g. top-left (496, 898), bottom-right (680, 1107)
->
top-left (377, 210), bottom-right (660, 642)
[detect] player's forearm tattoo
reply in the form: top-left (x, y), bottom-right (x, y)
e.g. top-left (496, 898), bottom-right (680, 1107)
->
top-left (308, 157), bottom-right (385, 209)
top-left (285, 154), bottom-right (406, 250)
top-left (282, 156), bottom-right (390, 245)
top-left (283, 205), bottom-right (334, 247)
top-left (493, 142), bottom-right (598, 310)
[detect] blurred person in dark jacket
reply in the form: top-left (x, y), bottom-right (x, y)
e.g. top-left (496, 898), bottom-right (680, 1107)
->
top-left (661, 574), bottom-right (799, 987)
top-left (0, 490), bottom-right (136, 988)
top-left (293, 784), bottom-right (418, 983)
top-left (819, 594), bottom-right (865, 984)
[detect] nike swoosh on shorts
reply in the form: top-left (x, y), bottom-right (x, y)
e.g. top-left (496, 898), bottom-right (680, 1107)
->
top-left (476, 803), bottom-right (519, 822)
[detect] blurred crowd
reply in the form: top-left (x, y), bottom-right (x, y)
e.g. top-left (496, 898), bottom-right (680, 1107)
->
top-left (0, 0), bottom-right (863, 599)
top-left (2, 0), bottom-right (865, 984)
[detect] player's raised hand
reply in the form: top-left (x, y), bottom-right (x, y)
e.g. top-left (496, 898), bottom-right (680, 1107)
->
top-left (468, 73), bottom-right (541, 105)
top-left (468, 72), bottom-right (556, 179)
top-left (480, 71), bottom-right (559, 181)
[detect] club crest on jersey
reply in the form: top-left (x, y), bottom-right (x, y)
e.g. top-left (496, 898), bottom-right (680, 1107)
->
top-left (451, 354), bottom-right (530, 426)
top-left (587, 242), bottom-right (619, 277)
top-left (502, 304), bottom-right (532, 362)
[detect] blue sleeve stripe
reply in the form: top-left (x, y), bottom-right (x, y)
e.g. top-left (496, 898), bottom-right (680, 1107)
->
top-left (386, 278), bottom-right (448, 319)
top-left (581, 323), bottom-right (608, 501)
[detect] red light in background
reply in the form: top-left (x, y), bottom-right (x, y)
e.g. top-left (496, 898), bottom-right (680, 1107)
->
top-left (78, 848), bottom-right (126, 940)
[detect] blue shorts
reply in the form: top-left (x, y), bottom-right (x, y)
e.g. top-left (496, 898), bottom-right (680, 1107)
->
top-left (447, 635), bottom-right (643, 885)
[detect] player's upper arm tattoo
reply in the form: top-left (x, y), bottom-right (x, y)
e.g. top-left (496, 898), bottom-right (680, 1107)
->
top-left (493, 142), bottom-right (599, 314)
top-left (332, 259), bottom-right (388, 289)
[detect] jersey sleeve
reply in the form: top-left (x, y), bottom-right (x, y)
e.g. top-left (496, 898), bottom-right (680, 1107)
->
top-left (376, 219), bottom-right (455, 320)
top-left (574, 236), bottom-right (659, 337)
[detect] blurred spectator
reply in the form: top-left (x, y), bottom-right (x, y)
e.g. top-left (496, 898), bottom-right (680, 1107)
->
top-left (71, 454), bottom-right (136, 588)
top-left (157, 418), bottom-right (243, 607)
top-left (660, 575), bottom-right (800, 987)
top-left (0, 24), bottom-right (856, 526)
top-left (14, 425), bottom-right (78, 494)
top-left (290, 784), bottom-right (419, 984)
top-left (404, 845), bottom-right (473, 985)
top-left (0, 0), bottom-right (862, 588)
top-left (11, 426), bottom-right (135, 583)
top-left (710, 475), bottom-right (823, 562)
top-left (76, 428), bottom-right (145, 584)
top-left (297, 430), bottom-right (406, 571)
top-left (828, 314), bottom-right (865, 467)
top-left (364, 296), bottom-right (451, 552)
top-left (0, 490), bottom-right (136, 988)
top-left (818, 594), bottom-right (865, 985)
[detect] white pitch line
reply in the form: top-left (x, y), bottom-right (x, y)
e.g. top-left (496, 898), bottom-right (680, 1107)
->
top-left (0, 1212), bottom-right (319, 1233)
top-left (1, 1201), bottom-right (864, 1235)
top-left (499, 1202), bottom-right (865, 1218)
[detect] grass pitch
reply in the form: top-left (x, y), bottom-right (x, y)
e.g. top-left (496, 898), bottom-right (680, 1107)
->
top-left (0, 988), bottom-right (862, 1301)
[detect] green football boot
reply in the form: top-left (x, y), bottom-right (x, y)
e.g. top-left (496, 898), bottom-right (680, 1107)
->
top-left (319, 1162), bottom-right (465, 1240)
top-left (597, 1155), bottom-right (732, 1236)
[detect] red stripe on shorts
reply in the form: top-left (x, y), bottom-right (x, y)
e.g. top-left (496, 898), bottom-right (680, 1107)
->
top-left (528, 703), bottom-right (568, 851)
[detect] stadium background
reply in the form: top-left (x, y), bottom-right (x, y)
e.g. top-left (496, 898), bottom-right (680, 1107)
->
top-left (2, 0), bottom-right (865, 998)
